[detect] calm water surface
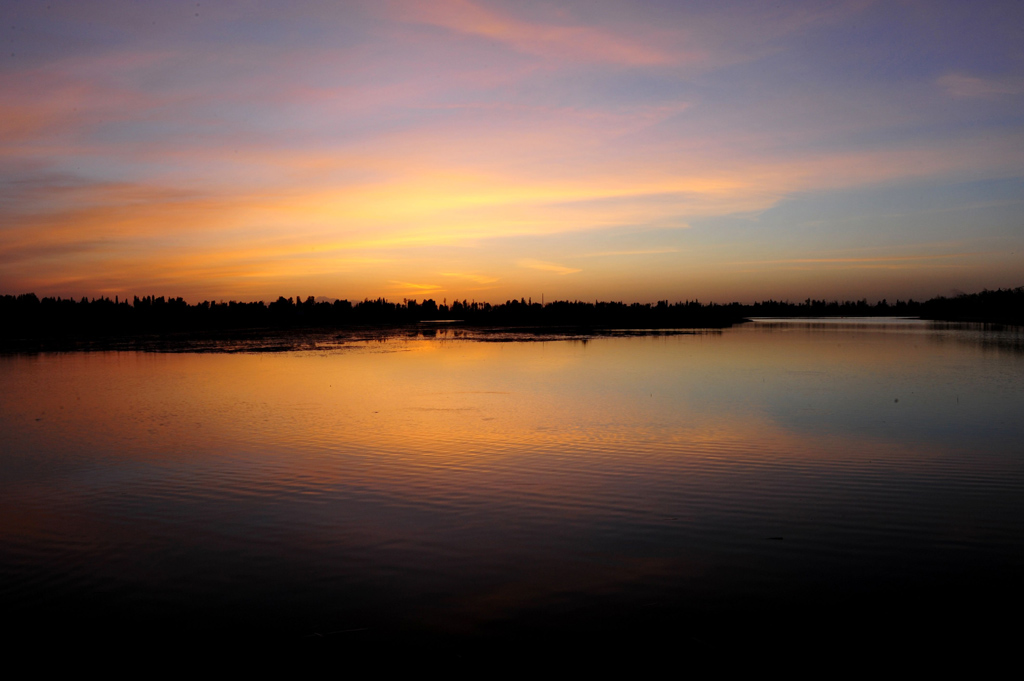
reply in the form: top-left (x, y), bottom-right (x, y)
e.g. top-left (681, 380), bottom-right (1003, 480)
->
top-left (2, 319), bottom-right (1023, 653)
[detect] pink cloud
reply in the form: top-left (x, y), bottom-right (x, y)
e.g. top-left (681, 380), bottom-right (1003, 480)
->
top-left (391, 0), bottom-right (691, 66)
top-left (937, 72), bottom-right (1023, 98)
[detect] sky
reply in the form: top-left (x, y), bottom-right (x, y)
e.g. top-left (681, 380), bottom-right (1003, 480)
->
top-left (2, 0), bottom-right (1022, 304)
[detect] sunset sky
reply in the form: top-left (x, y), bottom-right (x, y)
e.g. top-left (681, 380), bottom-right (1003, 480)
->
top-left (2, 0), bottom-right (1022, 304)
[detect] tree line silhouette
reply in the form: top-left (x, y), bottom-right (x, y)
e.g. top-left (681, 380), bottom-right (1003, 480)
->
top-left (1, 287), bottom-right (1021, 347)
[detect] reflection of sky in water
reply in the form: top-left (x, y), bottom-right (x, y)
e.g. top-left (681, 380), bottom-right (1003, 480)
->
top-left (707, 321), bottom-right (1024, 450)
top-left (1, 321), bottom-right (1023, 644)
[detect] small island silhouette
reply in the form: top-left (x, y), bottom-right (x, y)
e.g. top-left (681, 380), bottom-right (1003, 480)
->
top-left (1, 286), bottom-right (1021, 352)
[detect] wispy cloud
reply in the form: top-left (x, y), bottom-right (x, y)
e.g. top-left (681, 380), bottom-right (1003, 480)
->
top-left (440, 272), bottom-right (499, 284)
top-left (0, 239), bottom-right (114, 266)
top-left (394, 0), bottom-right (685, 66)
top-left (388, 280), bottom-right (444, 294)
top-left (579, 248), bottom-right (679, 258)
top-left (516, 259), bottom-right (581, 275)
top-left (731, 253), bottom-right (978, 267)
top-left (937, 72), bottom-right (1022, 98)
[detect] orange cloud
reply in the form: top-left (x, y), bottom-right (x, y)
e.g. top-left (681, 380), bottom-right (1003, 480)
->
top-left (516, 259), bottom-right (581, 275)
top-left (580, 248), bottom-right (680, 258)
top-left (441, 272), bottom-right (499, 285)
top-left (388, 280), bottom-right (445, 295)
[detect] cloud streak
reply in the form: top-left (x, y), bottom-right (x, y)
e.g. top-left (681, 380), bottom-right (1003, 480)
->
top-left (938, 72), bottom-right (1023, 98)
top-left (579, 248), bottom-right (679, 258)
top-left (394, 0), bottom-right (684, 66)
top-left (516, 259), bottom-right (581, 275)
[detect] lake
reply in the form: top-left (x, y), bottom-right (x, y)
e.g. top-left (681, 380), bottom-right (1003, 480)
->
top-left (2, 319), bottom-right (1023, 658)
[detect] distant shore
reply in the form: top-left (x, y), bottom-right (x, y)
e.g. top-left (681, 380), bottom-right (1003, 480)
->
top-left (1, 286), bottom-right (1020, 353)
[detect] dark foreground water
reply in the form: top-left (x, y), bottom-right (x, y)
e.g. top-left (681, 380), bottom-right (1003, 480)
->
top-left (2, 319), bottom-right (1023, 658)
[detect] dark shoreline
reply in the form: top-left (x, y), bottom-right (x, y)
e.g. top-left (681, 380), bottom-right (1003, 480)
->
top-left (2, 286), bottom-right (1020, 353)
top-left (5, 316), bottom-right (1024, 355)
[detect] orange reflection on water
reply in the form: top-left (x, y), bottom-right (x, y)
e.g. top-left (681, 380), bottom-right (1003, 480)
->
top-left (2, 324), bottom-right (1024, 643)
top-left (3, 325), bottom-right (1018, 497)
